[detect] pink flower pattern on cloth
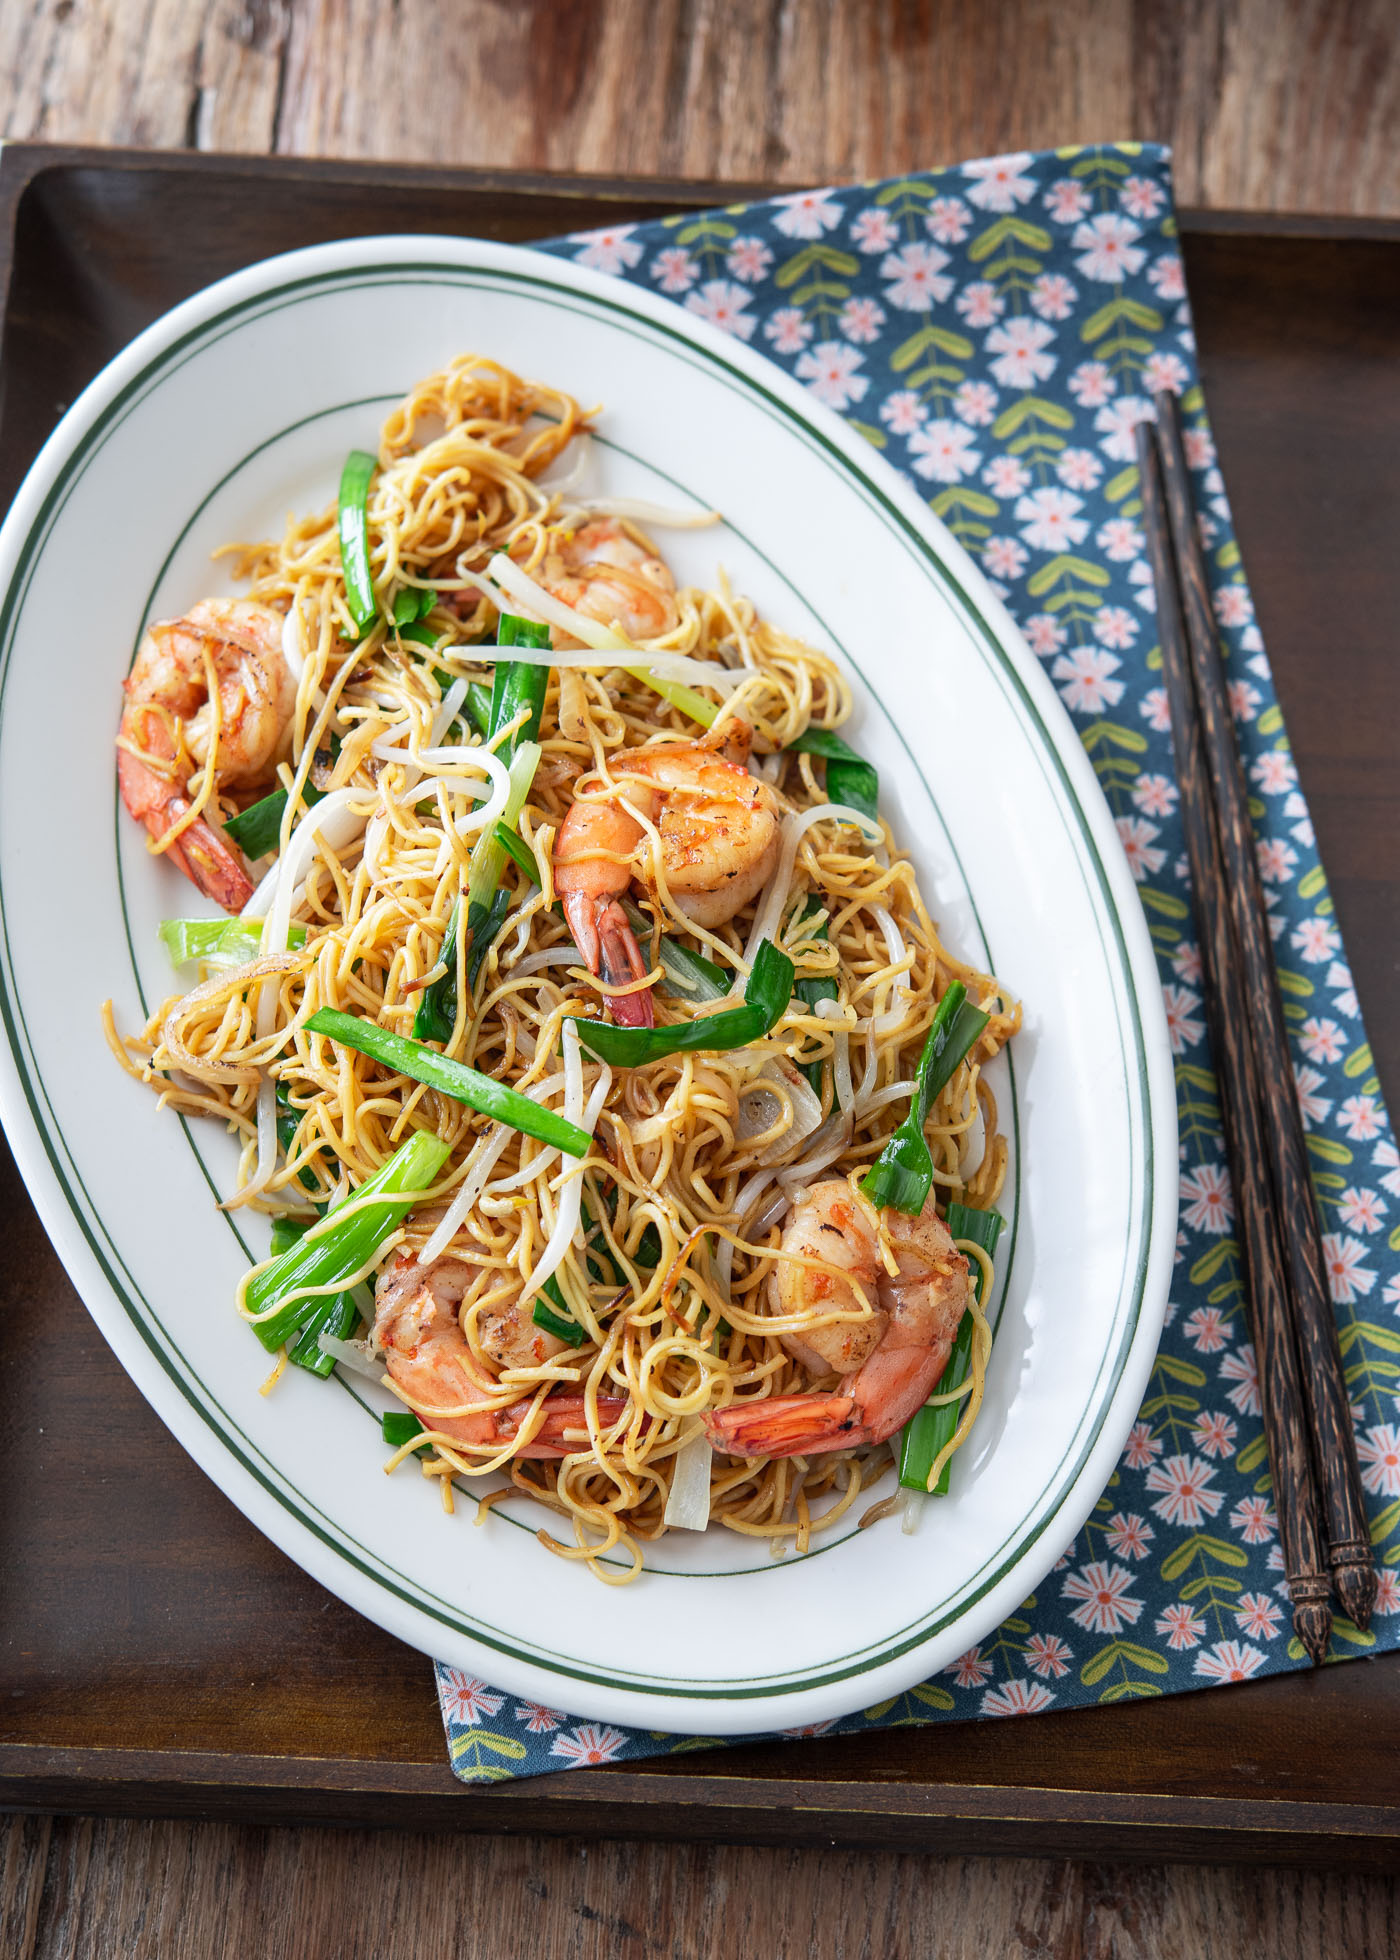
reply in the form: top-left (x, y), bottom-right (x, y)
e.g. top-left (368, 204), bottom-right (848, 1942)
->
top-left (436, 144), bottom-right (1400, 1781)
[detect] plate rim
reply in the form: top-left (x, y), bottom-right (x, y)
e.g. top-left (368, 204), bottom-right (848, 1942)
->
top-left (0, 232), bottom-right (1178, 1733)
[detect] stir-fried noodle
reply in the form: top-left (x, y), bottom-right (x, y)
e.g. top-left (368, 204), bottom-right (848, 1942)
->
top-left (108, 355), bottom-right (1020, 1583)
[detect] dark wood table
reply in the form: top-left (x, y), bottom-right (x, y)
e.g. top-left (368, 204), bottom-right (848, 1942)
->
top-left (1, 5), bottom-right (1399, 1952)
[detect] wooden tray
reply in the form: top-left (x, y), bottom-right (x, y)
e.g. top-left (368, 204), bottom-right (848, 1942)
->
top-left (1, 143), bottom-right (1398, 1868)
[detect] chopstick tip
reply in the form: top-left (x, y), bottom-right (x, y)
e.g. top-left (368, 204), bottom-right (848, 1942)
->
top-left (1333, 1556), bottom-right (1379, 1633)
top-left (1292, 1598), bottom-right (1332, 1669)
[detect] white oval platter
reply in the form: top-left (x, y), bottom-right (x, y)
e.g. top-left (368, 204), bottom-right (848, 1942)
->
top-left (0, 236), bottom-right (1176, 1734)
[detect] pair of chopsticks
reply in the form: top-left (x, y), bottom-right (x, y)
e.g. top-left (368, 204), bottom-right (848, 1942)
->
top-left (1136, 399), bottom-right (1376, 1665)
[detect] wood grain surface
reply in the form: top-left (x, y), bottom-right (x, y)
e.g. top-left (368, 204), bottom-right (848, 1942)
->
top-left (0, 0), bottom-right (1396, 215)
top-left (2, 2), bottom-right (1400, 1955)
top-left (5, 1813), bottom-right (1400, 1960)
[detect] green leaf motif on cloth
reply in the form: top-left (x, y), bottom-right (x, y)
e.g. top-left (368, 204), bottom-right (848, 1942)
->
top-left (429, 143), bottom-right (1400, 1785)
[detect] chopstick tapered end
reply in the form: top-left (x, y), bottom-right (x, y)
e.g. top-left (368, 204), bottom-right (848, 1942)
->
top-left (1292, 1597), bottom-right (1333, 1668)
top-left (1333, 1555), bottom-right (1379, 1632)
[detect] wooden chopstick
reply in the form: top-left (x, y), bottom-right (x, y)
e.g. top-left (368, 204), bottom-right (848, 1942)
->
top-left (1136, 422), bottom-right (1331, 1663)
top-left (1138, 396), bottom-right (1378, 1644)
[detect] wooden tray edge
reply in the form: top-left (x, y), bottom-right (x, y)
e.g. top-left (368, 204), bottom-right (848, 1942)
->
top-left (4, 1743), bottom-right (1400, 1868)
top-left (3, 138), bottom-right (1399, 1862)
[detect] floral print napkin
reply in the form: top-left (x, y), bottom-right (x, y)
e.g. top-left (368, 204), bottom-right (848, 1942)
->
top-left (436, 143), bottom-right (1400, 1781)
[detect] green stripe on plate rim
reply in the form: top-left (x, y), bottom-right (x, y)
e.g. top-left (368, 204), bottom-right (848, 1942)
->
top-left (0, 256), bottom-right (1153, 1700)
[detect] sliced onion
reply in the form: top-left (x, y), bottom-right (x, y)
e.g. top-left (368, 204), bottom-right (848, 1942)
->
top-left (856, 1077), bottom-right (917, 1118)
top-left (712, 1234), bottom-right (734, 1306)
top-left (749, 1189), bottom-right (791, 1239)
top-left (869, 904), bottom-right (907, 971)
top-left (508, 947), bottom-right (585, 977)
top-left (535, 432), bottom-right (593, 496)
top-left (664, 1431), bottom-right (714, 1530)
top-left (734, 1059), bottom-right (824, 1166)
top-left (901, 1489), bottom-right (926, 1535)
top-left (742, 802), bottom-right (882, 967)
top-left (158, 954), bottom-right (303, 1080)
top-left (319, 1335), bottom-right (384, 1382)
top-left (776, 1111), bottom-right (854, 1191)
top-left (721, 1169), bottom-right (784, 1290)
top-left (959, 1098), bottom-right (987, 1179)
top-left (732, 1165), bottom-right (779, 1227)
top-left (558, 666), bottom-right (590, 744)
top-left (865, 903), bottom-right (914, 1036)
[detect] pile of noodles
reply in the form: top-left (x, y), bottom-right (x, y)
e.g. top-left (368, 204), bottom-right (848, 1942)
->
top-left (109, 355), bottom-right (1020, 1584)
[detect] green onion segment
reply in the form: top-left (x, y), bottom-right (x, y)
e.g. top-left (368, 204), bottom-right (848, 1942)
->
top-left (337, 448), bottom-right (378, 635)
top-left (465, 682), bottom-right (494, 739)
top-left (466, 889), bottom-right (513, 992)
top-left (898, 1203), bottom-right (1004, 1494)
top-left (305, 1008), bottom-right (593, 1157)
top-left (532, 1273), bottom-right (588, 1348)
top-left (860, 982), bottom-right (988, 1215)
top-left (382, 1410), bottom-right (430, 1456)
top-left (246, 1129), bottom-right (449, 1352)
top-left (620, 899), bottom-right (729, 1002)
top-left (412, 899), bottom-right (461, 1045)
top-left (464, 737), bottom-right (542, 992)
top-left (455, 618), bottom-right (553, 992)
top-left (393, 586), bottom-right (437, 630)
top-left (160, 918), bottom-right (307, 969)
top-left (574, 939), bottom-right (794, 1066)
top-left (290, 1288), bottom-right (364, 1378)
top-left (493, 821), bottom-right (540, 884)
top-left (786, 727), bottom-right (879, 824)
top-left (275, 1080), bottom-right (324, 1194)
top-left (488, 614), bottom-right (551, 755)
top-left (224, 788), bottom-right (297, 859)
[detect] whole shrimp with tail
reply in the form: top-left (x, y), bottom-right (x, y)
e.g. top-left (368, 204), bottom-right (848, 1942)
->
top-left (116, 598), bottom-right (295, 912)
top-left (374, 1218), bottom-right (635, 1458)
top-left (705, 1181), bottom-right (972, 1457)
top-left (542, 519), bottom-right (779, 1028)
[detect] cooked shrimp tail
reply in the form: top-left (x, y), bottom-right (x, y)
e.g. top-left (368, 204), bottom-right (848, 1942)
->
top-left (595, 898), bottom-right (655, 1028)
top-left (116, 742), bottom-right (257, 911)
top-left (708, 1393), bottom-right (859, 1457)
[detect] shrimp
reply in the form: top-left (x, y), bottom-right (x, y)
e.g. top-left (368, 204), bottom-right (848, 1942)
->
top-left (540, 516), bottom-right (679, 643)
top-left (116, 597), bottom-right (295, 912)
top-left (373, 1236), bottom-right (629, 1459)
top-left (705, 1180), bottom-right (973, 1458)
top-left (553, 721), bottom-right (780, 1028)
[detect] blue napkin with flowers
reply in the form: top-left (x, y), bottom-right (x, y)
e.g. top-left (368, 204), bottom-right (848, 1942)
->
top-left (435, 143), bottom-right (1400, 1781)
